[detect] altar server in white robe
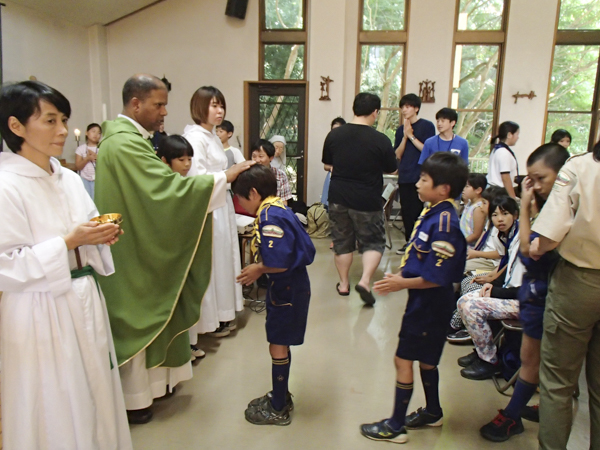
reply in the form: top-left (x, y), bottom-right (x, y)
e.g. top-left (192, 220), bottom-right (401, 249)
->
top-left (0, 81), bottom-right (132, 449)
top-left (183, 86), bottom-right (243, 338)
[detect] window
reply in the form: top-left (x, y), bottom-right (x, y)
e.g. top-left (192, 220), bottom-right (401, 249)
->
top-left (260, 0), bottom-right (307, 80)
top-left (545, 0), bottom-right (600, 154)
top-left (358, 0), bottom-right (407, 142)
top-left (451, 0), bottom-right (509, 172)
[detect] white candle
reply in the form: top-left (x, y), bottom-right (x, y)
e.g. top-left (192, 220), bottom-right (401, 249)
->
top-left (74, 128), bottom-right (81, 138)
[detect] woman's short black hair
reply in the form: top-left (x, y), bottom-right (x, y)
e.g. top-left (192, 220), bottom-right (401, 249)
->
top-left (232, 164), bottom-right (277, 200)
top-left (550, 129), bottom-right (572, 145)
top-left (467, 173), bottom-right (488, 192)
top-left (0, 81), bottom-right (71, 152)
top-left (251, 139), bottom-right (275, 158)
top-left (156, 135), bottom-right (194, 164)
top-left (420, 152), bottom-right (469, 199)
top-left (489, 195), bottom-right (519, 222)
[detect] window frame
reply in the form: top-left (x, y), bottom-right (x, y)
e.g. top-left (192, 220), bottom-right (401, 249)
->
top-left (449, 0), bottom-right (511, 162)
top-left (259, 0), bottom-right (308, 81)
top-left (543, 0), bottom-right (600, 152)
top-left (356, 0), bottom-right (410, 138)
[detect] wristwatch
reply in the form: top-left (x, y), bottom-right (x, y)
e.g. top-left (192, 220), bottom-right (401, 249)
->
top-left (409, 135), bottom-right (415, 142)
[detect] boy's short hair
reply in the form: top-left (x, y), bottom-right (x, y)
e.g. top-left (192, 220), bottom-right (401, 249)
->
top-left (399, 93), bottom-right (421, 113)
top-left (251, 139), bottom-right (275, 158)
top-left (0, 81), bottom-right (71, 152)
top-left (489, 195), bottom-right (519, 222)
top-left (331, 117), bottom-right (346, 128)
top-left (435, 107), bottom-right (458, 124)
top-left (156, 135), bottom-right (194, 164)
top-left (467, 173), bottom-right (487, 192)
top-left (421, 152), bottom-right (468, 199)
top-left (481, 185), bottom-right (507, 204)
top-left (352, 92), bottom-right (381, 117)
top-left (232, 164), bottom-right (277, 200)
top-left (218, 119), bottom-right (234, 134)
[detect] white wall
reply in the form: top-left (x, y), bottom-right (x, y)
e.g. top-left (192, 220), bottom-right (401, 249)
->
top-left (3, 1), bottom-right (94, 161)
top-left (499, 0), bottom-right (560, 170)
top-left (105, 0), bottom-right (259, 149)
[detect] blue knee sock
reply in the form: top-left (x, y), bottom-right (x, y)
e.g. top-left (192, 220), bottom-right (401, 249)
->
top-left (420, 367), bottom-right (441, 416)
top-left (271, 356), bottom-right (290, 411)
top-left (388, 382), bottom-right (413, 431)
top-left (503, 377), bottom-right (537, 420)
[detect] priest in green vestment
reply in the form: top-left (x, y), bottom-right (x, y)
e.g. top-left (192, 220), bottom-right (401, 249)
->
top-left (95, 74), bottom-right (252, 424)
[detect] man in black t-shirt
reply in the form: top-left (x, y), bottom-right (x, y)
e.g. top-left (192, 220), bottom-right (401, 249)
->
top-left (322, 93), bottom-right (397, 306)
top-left (395, 94), bottom-right (436, 254)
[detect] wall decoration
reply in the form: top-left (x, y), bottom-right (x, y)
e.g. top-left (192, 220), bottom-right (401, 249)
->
top-left (319, 76), bottom-right (333, 101)
top-left (419, 79), bottom-right (435, 103)
top-left (512, 90), bottom-right (536, 104)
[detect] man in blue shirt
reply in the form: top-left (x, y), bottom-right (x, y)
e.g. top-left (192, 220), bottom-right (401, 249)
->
top-left (418, 108), bottom-right (469, 165)
top-left (395, 94), bottom-right (435, 255)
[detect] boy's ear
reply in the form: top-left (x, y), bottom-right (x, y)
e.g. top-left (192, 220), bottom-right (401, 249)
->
top-left (450, 120), bottom-right (456, 128)
top-left (250, 187), bottom-right (260, 199)
top-left (227, 131), bottom-right (233, 139)
top-left (160, 156), bottom-right (169, 165)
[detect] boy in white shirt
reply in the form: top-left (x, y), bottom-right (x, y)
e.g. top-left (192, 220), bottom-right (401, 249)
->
top-left (216, 120), bottom-right (245, 168)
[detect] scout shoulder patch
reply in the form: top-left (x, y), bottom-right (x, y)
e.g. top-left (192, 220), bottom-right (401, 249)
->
top-left (431, 241), bottom-right (456, 258)
top-left (263, 224), bottom-right (284, 238)
top-left (554, 170), bottom-right (571, 187)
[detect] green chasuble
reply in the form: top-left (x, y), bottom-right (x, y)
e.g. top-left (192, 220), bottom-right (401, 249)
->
top-left (95, 117), bottom-right (214, 369)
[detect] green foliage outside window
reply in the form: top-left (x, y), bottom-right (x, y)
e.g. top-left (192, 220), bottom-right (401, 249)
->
top-left (558, 0), bottom-right (600, 30)
top-left (362, 0), bottom-right (405, 31)
top-left (264, 45), bottom-right (305, 80)
top-left (265, 0), bottom-right (303, 29)
top-left (458, 0), bottom-right (504, 30)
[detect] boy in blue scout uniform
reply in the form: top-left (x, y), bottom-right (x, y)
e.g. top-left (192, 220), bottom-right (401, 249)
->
top-left (233, 165), bottom-right (316, 426)
top-left (361, 152), bottom-right (468, 444)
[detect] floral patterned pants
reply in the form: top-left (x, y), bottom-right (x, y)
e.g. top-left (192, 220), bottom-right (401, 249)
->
top-left (457, 290), bottom-right (519, 364)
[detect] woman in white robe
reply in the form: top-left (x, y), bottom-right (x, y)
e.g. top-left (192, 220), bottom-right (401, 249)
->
top-left (0, 81), bottom-right (131, 450)
top-left (183, 86), bottom-right (243, 338)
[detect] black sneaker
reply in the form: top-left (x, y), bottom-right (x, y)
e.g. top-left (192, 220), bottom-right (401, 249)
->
top-left (520, 404), bottom-right (539, 423)
top-left (405, 407), bottom-right (443, 429)
top-left (127, 407), bottom-right (153, 424)
top-left (457, 350), bottom-right (479, 367)
top-left (395, 243), bottom-right (409, 255)
top-left (360, 419), bottom-right (408, 444)
top-left (447, 329), bottom-right (472, 344)
top-left (244, 399), bottom-right (291, 426)
top-left (247, 391), bottom-right (294, 411)
top-left (460, 358), bottom-right (501, 380)
top-left (480, 410), bottom-right (524, 442)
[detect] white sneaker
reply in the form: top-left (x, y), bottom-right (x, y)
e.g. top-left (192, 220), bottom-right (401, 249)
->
top-left (208, 325), bottom-right (231, 338)
top-left (190, 345), bottom-right (206, 358)
top-left (223, 321), bottom-right (237, 331)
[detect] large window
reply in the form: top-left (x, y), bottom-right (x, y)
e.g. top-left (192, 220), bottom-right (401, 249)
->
top-left (260, 0), bottom-right (307, 80)
top-left (358, 0), bottom-right (407, 142)
top-left (545, 0), bottom-right (600, 154)
top-left (451, 0), bottom-right (509, 172)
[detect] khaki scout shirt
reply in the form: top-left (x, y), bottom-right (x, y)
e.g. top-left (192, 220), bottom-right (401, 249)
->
top-left (532, 152), bottom-right (600, 269)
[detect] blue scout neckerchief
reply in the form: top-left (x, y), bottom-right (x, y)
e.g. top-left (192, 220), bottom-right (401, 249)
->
top-left (251, 195), bottom-right (286, 263)
top-left (399, 199), bottom-right (457, 270)
top-left (498, 220), bottom-right (519, 270)
top-left (492, 142), bottom-right (519, 177)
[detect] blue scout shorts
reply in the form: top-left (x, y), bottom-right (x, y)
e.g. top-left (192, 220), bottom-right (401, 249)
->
top-left (395, 288), bottom-right (454, 366)
top-left (519, 299), bottom-right (545, 340)
top-left (265, 270), bottom-right (311, 346)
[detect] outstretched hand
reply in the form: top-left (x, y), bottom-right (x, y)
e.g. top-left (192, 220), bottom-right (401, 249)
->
top-left (237, 263), bottom-right (263, 286)
top-left (373, 272), bottom-right (406, 295)
top-left (226, 160), bottom-right (256, 184)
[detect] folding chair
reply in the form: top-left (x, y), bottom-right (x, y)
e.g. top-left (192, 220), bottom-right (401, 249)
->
top-left (382, 183), bottom-right (399, 249)
top-left (492, 319), bottom-right (523, 396)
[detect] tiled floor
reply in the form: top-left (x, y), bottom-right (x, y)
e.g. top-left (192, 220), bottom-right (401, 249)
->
top-left (128, 229), bottom-right (591, 450)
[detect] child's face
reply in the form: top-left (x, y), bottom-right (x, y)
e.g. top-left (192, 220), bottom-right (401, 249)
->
top-left (506, 129), bottom-right (520, 146)
top-left (401, 104), bottom-right (418, 120)
top-left (436, 118), bottom-right (455, 134)
top-left (462, 183), bottom-right (481, 202)
top-left (12, 100), bottom-right (68, 158)
top-left (252, 148), bottom-right (272, 167)
top-left (527, 159), bottom-right (558, 201)
top-left (416, 173), bottom-right (448, 203)
top-left (236, 188), bottom-right (262, 215)
top-left (86, 126), bottom-right (101, 144)
top-left (491, 207), bottom-right (516, 233)
top-left (215, 127), bottom-right (231, 145)
top-left (557, 137), bottom-right (571, 149)
top-left (206, 97), bottom-right (224, 128)
top-left (480, 198), bottom-right (490, 216)
top-left (162, 155), bottom-right (192, 177)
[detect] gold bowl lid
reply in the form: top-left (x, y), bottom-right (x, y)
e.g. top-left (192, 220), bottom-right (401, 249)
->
top-left (90, 213), bottom-right (123, 225)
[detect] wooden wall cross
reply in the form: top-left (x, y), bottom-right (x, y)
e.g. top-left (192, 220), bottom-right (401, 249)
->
top-left (512, 90), bottom-right (536, 104)
top-left (319, 76), bottom-right (333, 101)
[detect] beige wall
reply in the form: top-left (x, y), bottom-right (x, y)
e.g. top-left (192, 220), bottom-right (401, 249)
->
top-left (105, 0), bottom-right (259, 150)
top-left (4, 0), bottom-right (563, 202)
top-left (3, 1), bottom-right (94, 161)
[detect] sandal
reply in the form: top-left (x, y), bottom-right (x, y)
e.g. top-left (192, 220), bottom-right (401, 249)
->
top-left (336, 282), bottom-right (350, 296)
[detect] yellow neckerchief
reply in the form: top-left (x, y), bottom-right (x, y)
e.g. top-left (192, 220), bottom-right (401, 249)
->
top-left (251, 196), bottom-right (286, 262)
top-left (400, 199), bottom-right (457, 270)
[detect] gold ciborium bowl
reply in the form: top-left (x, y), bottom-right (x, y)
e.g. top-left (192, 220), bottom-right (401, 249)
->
top-left (90, 213), bottom-right (123, 227)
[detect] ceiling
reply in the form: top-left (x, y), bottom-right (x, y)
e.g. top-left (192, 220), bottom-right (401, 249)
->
top-left (7, 0), bottom-right (163, 27)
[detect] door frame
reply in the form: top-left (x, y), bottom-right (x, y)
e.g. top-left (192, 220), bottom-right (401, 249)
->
top-left (244, 80), bottom-right (309, 203)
